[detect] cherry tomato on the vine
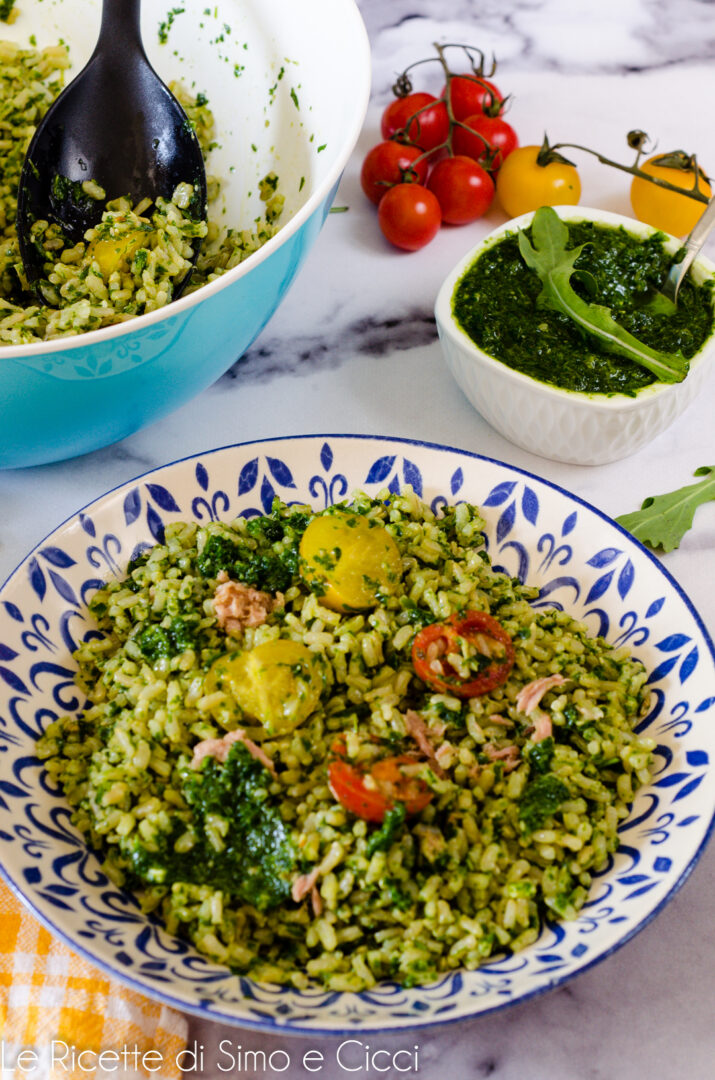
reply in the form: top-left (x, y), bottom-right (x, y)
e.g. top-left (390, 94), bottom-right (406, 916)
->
top-left (453, 113), bottom-right (519, 171)
top-left (360, 141), bottom-right (429, 205)
top-left (381, 92), bottom-right (450, 152)
top-left (412, 611), bottom-right (515, 698)
top-left (328, 745), bottom-right (432, 822)
top-left (426, 155), bottom-right (495, 225)
top-left (496, 144), bottom-right (581, 218)
top-left (442, 75), bottom-right (503, 121)
top-left (377, 183), bottom-right (442, 251)
top-left (630, 155), bottom-right (712, 237)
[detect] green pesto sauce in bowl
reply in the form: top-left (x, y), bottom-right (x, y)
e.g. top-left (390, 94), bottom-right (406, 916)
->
top-left (452, 221), bottom-right (714, 396)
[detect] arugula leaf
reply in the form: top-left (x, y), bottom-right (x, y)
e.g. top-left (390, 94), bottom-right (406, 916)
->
top-left (517, 208), bottom-right (689, 384)
top-left (615, 466), bottom-right (715, 552)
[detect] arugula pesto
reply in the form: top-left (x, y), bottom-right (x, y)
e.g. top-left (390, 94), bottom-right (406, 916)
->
top-left (126, 742), bottom-right (296, 911)
top-left (196, 507), bottom-right (308, 592)
top-left (519, 773), bottom-right (571, 833)
top-left (453, 213), bottom-right (713, 395)
top-left (136, 615), bottom-right (199, 661)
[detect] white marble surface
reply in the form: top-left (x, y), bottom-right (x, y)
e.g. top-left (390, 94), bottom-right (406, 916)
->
top-left (2, 0), bottom-right (714, 1075)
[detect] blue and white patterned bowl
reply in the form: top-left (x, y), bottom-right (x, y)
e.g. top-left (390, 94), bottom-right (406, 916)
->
top-left (0, 435), bottom-right (713, 1032)
top-left (0, 1), bottom-right (370, 468)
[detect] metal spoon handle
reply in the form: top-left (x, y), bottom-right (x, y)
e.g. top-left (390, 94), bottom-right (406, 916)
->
top-left (663, 196), bottom-right (715, 302)
top-left (677, 197), bottom-right (715, 277)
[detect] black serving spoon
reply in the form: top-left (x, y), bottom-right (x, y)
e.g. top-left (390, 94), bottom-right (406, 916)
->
top-left (17, 0), bottom-right (207, 299)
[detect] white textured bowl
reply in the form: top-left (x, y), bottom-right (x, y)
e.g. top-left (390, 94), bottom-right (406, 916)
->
top-left (435, 206), bottom-right (715, 466)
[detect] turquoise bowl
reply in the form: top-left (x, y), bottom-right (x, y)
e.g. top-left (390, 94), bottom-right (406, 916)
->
top-left (0, 0), bottom-right (370, 468)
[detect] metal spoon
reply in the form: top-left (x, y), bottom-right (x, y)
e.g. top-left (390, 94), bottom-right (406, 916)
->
top-left (660, 196), bottom-right (715, 306)
top-left (17, 0), bottom-right (207, 299)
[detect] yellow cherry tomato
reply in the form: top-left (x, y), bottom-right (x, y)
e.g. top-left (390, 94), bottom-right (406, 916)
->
top-left (299, 511), bottom-right (402, 612)
top-left (88, 224), bottom-right (149, 278)
top-left (206, 639), bottom-right (325, 735)
top-left (630, 155), bottom-right (711, 237)
top-left (496, 145), bottom-right (581, 219)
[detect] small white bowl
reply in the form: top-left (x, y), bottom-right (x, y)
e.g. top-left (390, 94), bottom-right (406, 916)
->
top-left (435, 206), bottom-right (715, 465)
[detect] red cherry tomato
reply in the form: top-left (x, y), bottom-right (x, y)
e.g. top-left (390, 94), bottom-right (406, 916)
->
top-left (328, 751), bottom-right (433, 823)
top-left (360, 141), bottom-right (429, 205)
top-left (412, 611), bottom-right (515, 697)
top-left (381, 92), bottom-right (450, 152)
top-left (453, 113), bottom-right (519, 171)
top-left (377, 183), bottom-right (441, 251)
top-left (426, 156), bottom-right (495, 225)
top-left (442, 75), bottom-right (503, 121)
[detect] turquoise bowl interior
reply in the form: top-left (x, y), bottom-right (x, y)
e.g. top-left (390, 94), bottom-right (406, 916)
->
top-left (0, 0), bottom-right (370, 469)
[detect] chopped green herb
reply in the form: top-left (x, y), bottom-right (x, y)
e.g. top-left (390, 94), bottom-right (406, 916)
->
top-left (366, 803), bottom-right (407, 857)
top-left (158, 6), bottom-right (185, 45)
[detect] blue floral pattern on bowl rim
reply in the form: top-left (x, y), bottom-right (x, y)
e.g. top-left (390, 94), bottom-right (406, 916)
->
top-left (0, 434), bottom-right (713, 1033)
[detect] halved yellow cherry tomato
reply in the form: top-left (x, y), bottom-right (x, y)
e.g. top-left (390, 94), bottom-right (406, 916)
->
top-left (299, 511), bottom-right (402, 612)
top-left (206, 639), bottom-right (324, 735)
top-left (88, 226), bottom-right (148, 277)
top-left (630, 155), bottom-right (711, 237)
top-left (496, 145), bottom-right (581, 219)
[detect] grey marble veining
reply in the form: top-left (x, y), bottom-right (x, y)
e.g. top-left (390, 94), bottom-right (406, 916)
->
top-left (1, 0), bottom-right (713, 1076)
top-left (362, 0), bottom-right (715, 84)
top-left (220, 308), bottom-right (438, 384)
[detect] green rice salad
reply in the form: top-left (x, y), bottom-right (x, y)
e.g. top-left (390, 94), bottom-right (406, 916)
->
top-left (0, 40), bottom-right (284, 345)
top-left (37, 489), bottom-right (654, 991)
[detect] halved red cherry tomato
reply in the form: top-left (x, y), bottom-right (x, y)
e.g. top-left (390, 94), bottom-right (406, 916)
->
top-left (412, 611), bottom-right (515, 698)
top-left (328, 746), bottom-right (432, 823)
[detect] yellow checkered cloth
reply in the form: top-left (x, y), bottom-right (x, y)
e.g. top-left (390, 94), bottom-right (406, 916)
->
top-left (0, 880), bottom-right (188, 1079)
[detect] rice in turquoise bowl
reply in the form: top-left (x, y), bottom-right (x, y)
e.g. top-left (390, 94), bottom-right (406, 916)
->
top-left (0, 1), bottom-right (370, 467)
